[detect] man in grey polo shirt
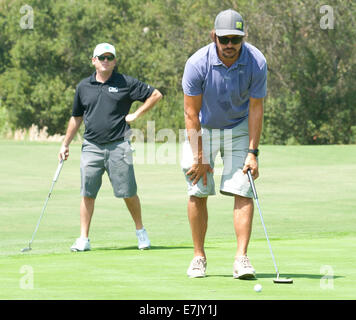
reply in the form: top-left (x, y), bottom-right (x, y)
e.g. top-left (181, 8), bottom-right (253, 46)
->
top-left (59, 43), bottom-right (162, 251)
top-left (182, 9), bottom-right (267, 278)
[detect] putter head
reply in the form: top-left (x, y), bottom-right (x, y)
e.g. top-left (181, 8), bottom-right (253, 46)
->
top-left (20, 246), bottom-right (32, 253)
top-left (273, 277), bottom-right (293, 284)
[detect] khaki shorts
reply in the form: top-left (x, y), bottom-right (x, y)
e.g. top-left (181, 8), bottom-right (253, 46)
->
top-left (181, 118), bottom-right (253, 198)
top-left (80, 139), bottom-right (137, 199)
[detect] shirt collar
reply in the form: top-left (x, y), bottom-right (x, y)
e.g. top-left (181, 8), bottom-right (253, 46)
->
top-left (89, 72), bottom-right (97, 83)
top-left (210, 42), bottom-right (248, 67)
top-left (90, 71), bottom-right (116, 84)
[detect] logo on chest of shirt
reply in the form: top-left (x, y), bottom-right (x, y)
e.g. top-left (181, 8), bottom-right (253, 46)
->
top-left (108, 86), bottom-right (119, 93)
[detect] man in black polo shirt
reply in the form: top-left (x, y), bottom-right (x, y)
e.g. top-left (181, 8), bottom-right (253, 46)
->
top-left (59, 43), bottom-right (162, 251)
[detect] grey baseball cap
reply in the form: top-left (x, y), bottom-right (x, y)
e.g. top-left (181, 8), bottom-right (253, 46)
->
top-left (214, 9), bottom-right (245, 36)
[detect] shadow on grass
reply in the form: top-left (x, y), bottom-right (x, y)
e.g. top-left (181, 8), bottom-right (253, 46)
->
top-left (93, 245), bottom-right (194, 251)
top-left (206, 274), bottom-right (234, 278)
top-left (254, 273), bottom-right (344, 280)
top-left (205, 273), bottom-right (344, 280)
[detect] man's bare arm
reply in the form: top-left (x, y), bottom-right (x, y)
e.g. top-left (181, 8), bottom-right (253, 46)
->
top-left (242, 97), bottom-right (264, 179)
top-left (58, 116), bottom-right (83, 161)
top-left (184, 94), bottom-right (213, 186)
top-left (125, 89), bottom-right (163, 123)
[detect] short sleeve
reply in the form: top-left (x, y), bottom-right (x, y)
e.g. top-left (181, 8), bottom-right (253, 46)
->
top-left (249, 62), bottom-right (267, 99)
top-left (182, 61), bottom-right (204, 96)
top-left (72, 85), bottom-right (85, 116)
top-left (129, 78), bottom-right (155, 102)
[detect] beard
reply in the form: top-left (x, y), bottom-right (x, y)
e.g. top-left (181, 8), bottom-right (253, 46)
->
top-left (222, 48), bottom-right (238, 59)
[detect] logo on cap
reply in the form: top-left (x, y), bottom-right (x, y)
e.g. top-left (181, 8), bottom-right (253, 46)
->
top-left (236, 21), bottom-right (243, 30)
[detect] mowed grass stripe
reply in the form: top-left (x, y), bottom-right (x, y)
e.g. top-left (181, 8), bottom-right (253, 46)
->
top-left (0, 141), bottom-right (355, 299)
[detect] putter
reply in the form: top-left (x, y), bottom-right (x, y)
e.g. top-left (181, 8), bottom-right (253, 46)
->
top-left (21, 159), bottom-right (64, 253)
top-left (247, 169), bottom-right (293, 284)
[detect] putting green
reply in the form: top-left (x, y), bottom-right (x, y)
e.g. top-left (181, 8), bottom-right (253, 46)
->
top-left (0, 141), bottom-right (355, 300)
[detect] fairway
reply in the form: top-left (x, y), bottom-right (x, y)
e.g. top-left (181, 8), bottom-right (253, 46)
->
top-left (0, 140), bottom-right (355, 300)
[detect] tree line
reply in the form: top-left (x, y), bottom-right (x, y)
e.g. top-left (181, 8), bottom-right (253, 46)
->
top-left (0, 0), bottom-right (355, 144)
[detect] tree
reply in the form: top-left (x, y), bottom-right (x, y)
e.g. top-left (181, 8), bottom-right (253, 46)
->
top-left (0, 0), bottom-right (355, 144)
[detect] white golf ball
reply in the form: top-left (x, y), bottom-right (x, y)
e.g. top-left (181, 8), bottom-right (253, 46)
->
top-left (254, 284), bottom-right (262, 292)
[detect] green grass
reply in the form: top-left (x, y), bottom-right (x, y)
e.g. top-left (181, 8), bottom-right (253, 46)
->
top-left (0, 140), bottom-right (356, 300)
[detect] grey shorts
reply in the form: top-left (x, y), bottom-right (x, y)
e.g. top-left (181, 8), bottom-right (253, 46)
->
top-left (80, 139), bottom-right (137, 199)
top-left (181, 118), bottom-right (253, 198)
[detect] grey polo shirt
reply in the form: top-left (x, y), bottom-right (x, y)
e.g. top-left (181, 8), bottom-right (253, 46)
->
top-left (72, 71), bottom-right (155, 144)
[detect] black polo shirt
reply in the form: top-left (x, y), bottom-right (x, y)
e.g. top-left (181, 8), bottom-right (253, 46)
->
top-left (72, 71), bottom-right (155, 144)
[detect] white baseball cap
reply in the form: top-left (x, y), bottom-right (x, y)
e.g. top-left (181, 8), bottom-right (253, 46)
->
top-left (93, 43), bottom-right (116, 58)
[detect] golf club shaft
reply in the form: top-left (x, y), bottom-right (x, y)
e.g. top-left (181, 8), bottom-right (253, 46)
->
top-left (247, 169), bottom-right (279, 277)
top-left (254, 198), bottom-right (279, 276)
top-left (27, 160), bottom-right (64, 247)
top-left (53, 159), bottom-right (64, 181)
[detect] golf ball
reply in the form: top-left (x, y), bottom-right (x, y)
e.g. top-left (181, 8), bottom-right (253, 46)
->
top-left (254, 284), bottom-right (262, 292)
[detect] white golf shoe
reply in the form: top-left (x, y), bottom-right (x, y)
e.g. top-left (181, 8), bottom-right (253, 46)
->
top-left (70, 237), bottom-right (91, 252)
top-left (136, 228), bottom-right (151, 250)
top-left (233, 255), bottom-right (256, 279)
top-left (187, 256), bottom-right (207, 278)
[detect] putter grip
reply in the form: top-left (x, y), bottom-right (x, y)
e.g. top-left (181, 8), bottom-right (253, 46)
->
top-left (53, 160), bottom-right (64, 182)
top-left (247, 169), bottom-right (258, 199)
